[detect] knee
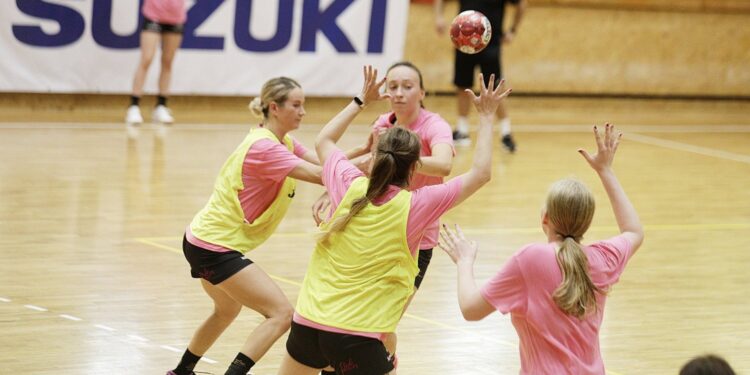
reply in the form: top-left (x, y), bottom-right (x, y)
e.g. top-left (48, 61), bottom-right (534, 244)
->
top-left (268, 304), bottom-right (294, 331)
top-left (160, 57), bottom-right (174, 70)
top-left (139, 56), bottom-right (154, 70)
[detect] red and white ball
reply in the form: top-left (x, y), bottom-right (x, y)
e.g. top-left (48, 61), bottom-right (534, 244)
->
top-left (449, 10), bottom-right (492, 54)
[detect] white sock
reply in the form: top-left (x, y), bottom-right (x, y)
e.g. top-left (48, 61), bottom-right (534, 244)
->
top-left (499, 117), bottom-right (511, 136)
top-left (456, 116), bottom-right (469, 134)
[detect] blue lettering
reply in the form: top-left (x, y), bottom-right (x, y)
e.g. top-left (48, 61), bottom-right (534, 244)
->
top-left (182, 0), bottom-right (225, 50)
top-left (92, 0), bottom-right (143, 49)
top-left (300, 0), bottom-right (355, 53)
top-left (12, 0), bottom-right (84, 47)
top-left (367, 0), bottom-right (387, 53)
top-left (234, 0), bottom-right (293, 52)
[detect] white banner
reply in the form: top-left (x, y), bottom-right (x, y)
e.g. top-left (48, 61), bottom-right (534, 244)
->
top-left (0, 0), bottom-right (408, 96)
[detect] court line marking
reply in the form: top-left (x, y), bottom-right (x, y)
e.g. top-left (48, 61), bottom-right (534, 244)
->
top-left (59, 314), bottom-right (82, 321)
top-left (627, 132), bottom-right (750, 164)
top-left (1, 298), bottom-right (219, 366)
top-left (24, 304), bottom-right (48, 312)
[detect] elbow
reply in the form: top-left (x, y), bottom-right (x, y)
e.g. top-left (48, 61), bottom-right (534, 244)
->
top-left (437, 163), bottom-right (453, 177)
top-left (461, 309), bottom-right (484, 322)
top-left (476, 168), bottom-right (491, 186)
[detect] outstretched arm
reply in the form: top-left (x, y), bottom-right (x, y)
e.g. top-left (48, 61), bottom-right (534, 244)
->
top-left (452, 74), bottom-right (512, 206)
top-left (315, 65), bottom-right (389, 165)
top-left (439, 224), bottom-right (495, 321)
top-left (579, 123), bottom-right (644, 252)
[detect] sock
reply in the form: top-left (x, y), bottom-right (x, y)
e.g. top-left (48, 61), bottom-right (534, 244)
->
top-left (225, 352), bottom-right (255, 375)
top-left (456, 116), bottom-right (469, 134)
top-left (157, 95), bottom-right (168, 107)
top-left (321, 371), bottom-right (336, 375)
top-left (499, 117), bottom-right (511, 136)
top-left (172, 348), bottom-right (201, 375)
top-left (130, 96), bottom-right (140, 106)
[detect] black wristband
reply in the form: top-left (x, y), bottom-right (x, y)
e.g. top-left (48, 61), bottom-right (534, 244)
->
top-left (353, 96), bottom-right (364, 107)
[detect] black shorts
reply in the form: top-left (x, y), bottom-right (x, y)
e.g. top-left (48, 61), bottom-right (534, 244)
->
top-left (182, 235), bottom-right (253, 285)
top-left (454, 43), bottom-right (502, 88)
top-left (286, 321), bottom-right (395, 375)
top-left (142, 16), bottom-right (184, 34)
top-left (414, 248), bottom-right (433, 289)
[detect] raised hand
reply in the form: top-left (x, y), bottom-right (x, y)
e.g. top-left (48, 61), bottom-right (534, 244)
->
top-left (465, 74), bottom-right (512, 118)
top-left (312, 192), bottom-right (332, 226)
top-left (439, 224), bottom-right (478, 265)
top-left (358, 65), bottom-right (390, 107)
top-left (578, 123), bottom-right (622, 173)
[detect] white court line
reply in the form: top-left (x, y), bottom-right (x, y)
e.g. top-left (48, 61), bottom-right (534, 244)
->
top-left (94, 324), bottom-right (116, 332)
top-left (160, 345), bottom-right (182, 353)
top-left (518, 124), bottom-right (750, 133)
top-left (127, 334), bottom-right (149, 342)
top-left (0, 297), bottom-right (10, 302)
top-left (59, 314), bottom-right (82, 321)
top-left (627, 133), bottom-right (750, 164)
top-left (201, 357), bottom-right (217, 364)
top-left (24, 304), bottom-right (48, 312)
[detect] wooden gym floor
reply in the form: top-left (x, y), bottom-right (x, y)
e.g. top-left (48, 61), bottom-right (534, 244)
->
top-left (0, 96), bottom-right (748, 374)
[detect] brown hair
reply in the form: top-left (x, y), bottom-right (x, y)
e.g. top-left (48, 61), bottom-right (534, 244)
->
top-left (320, 127), bottom-right (421, 242)
top-left (248, 77), bottom-right (301, 119)
top-left (680, 354), bottom-right (735, 375)
top-left (545, 178), bottom-right (601, 318)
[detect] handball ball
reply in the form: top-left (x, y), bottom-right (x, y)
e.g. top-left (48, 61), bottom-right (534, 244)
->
top-left (450, 10), bottom-right (492, 54)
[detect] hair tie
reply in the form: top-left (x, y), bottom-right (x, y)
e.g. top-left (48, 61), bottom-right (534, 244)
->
top-left (562, 235), bottom-right (576, 241)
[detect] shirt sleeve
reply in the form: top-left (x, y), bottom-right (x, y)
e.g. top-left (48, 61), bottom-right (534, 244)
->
top-left (480, 254), bottom-right (527, 314)
top-left (588, 234), bottom-right (634, 285)
top-left (322, 149), bottom-right (365, 209)
top-left (407, 177), bottom-right (462, 237)
top-left (245, 139), bottom-right (304, 182)
top-left (292, 137), bottom-right (309, 158)
top-left (425, 115), bottom-right (455, 153)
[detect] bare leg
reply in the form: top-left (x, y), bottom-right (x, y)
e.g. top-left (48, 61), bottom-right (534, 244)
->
top-left (218, 264), bottom-right (294, 362)
top-left (186, 279), bottom-right (242, 355)
top-left (457, 87), bottom-right (471, 118)
top-left (277, 352), bottom-right (321, 375)
top-left (132, 31), bottom-right (160, 97)
top-left (158, 32), bottom-right (183, 96)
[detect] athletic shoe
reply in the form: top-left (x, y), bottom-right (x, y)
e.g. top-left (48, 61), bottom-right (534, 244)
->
top-left (452, 130), bottom-right (471, 146)
top-left (501, 134), bottom-right (517, 153)
top-left (125, 105), bottom-right (143, 125)
top-left (153, 105), bottom-right (174, 124)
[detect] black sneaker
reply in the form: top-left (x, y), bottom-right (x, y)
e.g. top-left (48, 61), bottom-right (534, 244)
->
top-left (501, 134), bottom-right (517, 153)
top-left (452, 130), bottom-right (471, 146)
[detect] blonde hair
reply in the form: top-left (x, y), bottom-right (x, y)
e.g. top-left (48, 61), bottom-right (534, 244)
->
top-left (248, 77), bottom-right (301, 119)
top-left (545, 178), bottom-right (602, 318)
top-left (320, 127), bottom-right (421, 243)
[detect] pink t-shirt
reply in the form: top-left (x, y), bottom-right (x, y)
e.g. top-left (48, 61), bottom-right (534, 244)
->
top-left (480, 235), bottom-right (634, 375)
top-left (187, 136), bottom-right (308, 252)
top-left (142, 0), bottom-right (187, 25)
top-left (294, 149), bottom-right (462, 339)
top-left (372, 108), bottom-right (455, 249)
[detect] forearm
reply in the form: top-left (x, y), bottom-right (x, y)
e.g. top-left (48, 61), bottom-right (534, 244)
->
top-left (417, 156), bottom-right (452, 177)
top-left (598, 168), bottom-right (643, 235)
top-left (434, 0), bottom-right (444, 17)
top-left (344, 143), bottom-right (369, 160)
top-left (469, 114), bottom-right (494, 182)
top-left (457, 261), bottom-right (484, 320)
top-left (510, 0), bottom-right (527, 32)
top-left (316, 101), bottom-right (362, 147)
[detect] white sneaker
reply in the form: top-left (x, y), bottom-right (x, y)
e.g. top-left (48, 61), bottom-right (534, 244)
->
top-left (152, 105), bottom-right (174, 124)
top-left (125, 105), bottom-right (143, 125)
